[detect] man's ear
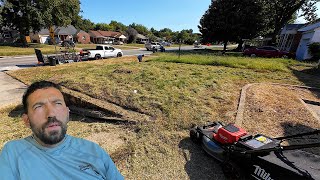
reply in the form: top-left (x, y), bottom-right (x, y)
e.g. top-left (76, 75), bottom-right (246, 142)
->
top-left (66, 107), bottom-right (70, 123)
top-left (22, 113), bottom-right (30, 128)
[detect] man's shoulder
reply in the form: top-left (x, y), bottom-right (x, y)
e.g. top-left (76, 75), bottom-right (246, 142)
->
top-left (2, 137), bottom-right (32, 154)
top-left (67, 135), bottom-right (105, 154)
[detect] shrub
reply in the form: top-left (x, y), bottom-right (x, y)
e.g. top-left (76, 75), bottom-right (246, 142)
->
top-left (308, 42), bottom-right (320, 61)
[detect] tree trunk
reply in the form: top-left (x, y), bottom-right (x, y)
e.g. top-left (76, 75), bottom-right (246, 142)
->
top-left (223, 40), bottom-right (228, 53)
top-left (19, 33), bottom-right (28, 47)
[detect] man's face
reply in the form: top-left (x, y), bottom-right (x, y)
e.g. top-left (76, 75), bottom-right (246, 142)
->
top-left (23, 87), bottom-right (69, 147)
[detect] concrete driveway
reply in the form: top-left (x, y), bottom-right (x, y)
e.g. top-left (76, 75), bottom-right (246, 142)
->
top-left (0, 72), bottom-right (27, 108)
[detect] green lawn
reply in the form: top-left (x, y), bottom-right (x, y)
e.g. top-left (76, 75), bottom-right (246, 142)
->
top-left (2, 53), bottom-right (318, 179)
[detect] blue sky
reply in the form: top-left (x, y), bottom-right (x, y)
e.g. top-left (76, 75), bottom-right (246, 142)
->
top-left (80, 0), bottom-right (320, 33)
top-left (80, 0), bottom-right (211, 33)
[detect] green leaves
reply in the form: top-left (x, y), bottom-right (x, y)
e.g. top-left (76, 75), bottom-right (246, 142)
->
top-left (1, 0), bottom-right (80, 46)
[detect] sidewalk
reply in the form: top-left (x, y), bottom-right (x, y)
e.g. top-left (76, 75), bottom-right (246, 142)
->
top-left (0, 72), bottom-right (27, 108)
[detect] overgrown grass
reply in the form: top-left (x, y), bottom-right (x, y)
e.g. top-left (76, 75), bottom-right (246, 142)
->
top-left (4, 54), bottom-right (318, 179)
top-left (151, 53), bottom-right (299, 72)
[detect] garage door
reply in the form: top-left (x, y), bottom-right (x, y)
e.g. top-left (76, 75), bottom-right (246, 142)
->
top-left (40, 36), bottom-right (50, 44)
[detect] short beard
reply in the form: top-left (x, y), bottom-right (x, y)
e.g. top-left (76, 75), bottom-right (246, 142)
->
top-left (30, 117), bottom-right (68, 145)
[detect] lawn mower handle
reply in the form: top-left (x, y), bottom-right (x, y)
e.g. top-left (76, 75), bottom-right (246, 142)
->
top-left (241, 142), bottom-right (320, 155)
top-left (275, 129), bottom-right (320, 140)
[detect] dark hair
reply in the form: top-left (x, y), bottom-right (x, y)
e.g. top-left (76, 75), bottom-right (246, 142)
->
top-left (22, 81), bottom-right (63, 113)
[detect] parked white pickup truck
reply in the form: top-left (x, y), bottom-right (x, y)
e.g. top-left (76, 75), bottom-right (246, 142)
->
top-left (80, 45), bottom-right (123, 60)
top-left (145, 42), bottom-right (161, 51)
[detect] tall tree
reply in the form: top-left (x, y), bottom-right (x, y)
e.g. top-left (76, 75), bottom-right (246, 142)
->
top-left (129, 23), bottom-right (149, 35)
top-left (199, 0), bottom-right (265, 51)
top-left (0, 0), bottom-right (80, 46)
top-left (126, 27), bottom-right (138, 43)
top-left (261, 0), bottom-right (319, 41)
top-left (72, 16), bottom-right (95, 32)
top-left (109, 20), bottom-right (127, 32)
top-left (94, 23), bottom-right (111, 31)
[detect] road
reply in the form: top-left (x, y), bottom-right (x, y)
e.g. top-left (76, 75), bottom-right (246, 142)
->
top-left (0, 45), bottom-right (216, 71)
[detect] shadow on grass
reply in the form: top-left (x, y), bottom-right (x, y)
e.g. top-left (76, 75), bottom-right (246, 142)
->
top-left (280, 122), bottom-right (320, 156)
top-left (290, 67), bottom-right (320, 98)
top-left (165, 48), bottom-right (243, 57)
top-left (8, 104), bottom-right (24, 118)
top-left (178, 138), bottom-right (225, 180)
top-left (7, 104), bottom-right (135, 125)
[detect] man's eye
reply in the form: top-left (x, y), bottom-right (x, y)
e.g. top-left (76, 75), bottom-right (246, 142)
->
top-left (56, 102), bottom-right (62, 105)
top-left (34, 105), bottom-right (41, 109)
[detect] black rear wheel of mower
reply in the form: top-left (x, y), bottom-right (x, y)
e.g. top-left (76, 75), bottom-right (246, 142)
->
top-left (222, 161), bottom-right (245, 180)
top-left (190, 127), bottom-right (201, 144)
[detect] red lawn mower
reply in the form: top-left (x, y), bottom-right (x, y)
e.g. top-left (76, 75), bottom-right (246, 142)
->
top-left (190, 122), bottom-right (320, 179)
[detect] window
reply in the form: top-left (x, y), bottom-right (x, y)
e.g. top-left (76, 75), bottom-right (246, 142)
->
top-left (3, 32), bottom-right (11, 38)
top-left (96, 46), bottom-right (103, 50)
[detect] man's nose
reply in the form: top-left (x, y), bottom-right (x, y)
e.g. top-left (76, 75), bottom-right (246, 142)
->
top-left (45, 104), bottom-right (56, 118)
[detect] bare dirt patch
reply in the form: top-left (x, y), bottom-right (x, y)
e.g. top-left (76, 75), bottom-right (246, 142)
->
top-left (241, 83), bottom-right (320, 154)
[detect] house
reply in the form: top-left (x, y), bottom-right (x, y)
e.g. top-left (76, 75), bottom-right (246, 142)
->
top-left (75, 30), bottom-right (91, 44)
top-left (55, 25), bottom-right (77, 42)
top-left (136, 34), bottom-right (148, 44)
top-left (29, 28), bottom-right (51, 44)
top-left (0, 27), bottom-right (21, 43)
top-left (30, 25), bottom-right (78, 44)
top-left (89, 30), bottom-right (126, 44)
top-left (295, 21), bottom-right (320, 60)
top-left (278, 24), bottom-right (305, 52)
top-left (88, 30), bottom-right (105, 44)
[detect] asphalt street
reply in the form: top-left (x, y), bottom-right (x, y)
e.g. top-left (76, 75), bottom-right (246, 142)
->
top-left (0, 46), bottom-right (197, 71)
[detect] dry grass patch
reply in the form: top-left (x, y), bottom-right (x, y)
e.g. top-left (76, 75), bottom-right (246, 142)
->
top-left (5, 54), bottom-right (320, 179)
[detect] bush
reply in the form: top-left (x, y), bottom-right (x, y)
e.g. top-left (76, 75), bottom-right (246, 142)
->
top-left (308, 42), bottom-right (320, 61)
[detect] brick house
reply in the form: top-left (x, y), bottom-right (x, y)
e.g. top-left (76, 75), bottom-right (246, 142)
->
top-left (89, 30), bottom-right (126, 44)
top-left (75, 30), bottom-right (91, 44)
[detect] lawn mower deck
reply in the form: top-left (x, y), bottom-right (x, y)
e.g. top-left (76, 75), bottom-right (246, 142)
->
top-left (190, 122), bottom-right (320, 180)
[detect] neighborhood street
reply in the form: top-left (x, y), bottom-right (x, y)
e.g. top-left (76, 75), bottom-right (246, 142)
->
top-left (0, 45), bottom-right (197, 71)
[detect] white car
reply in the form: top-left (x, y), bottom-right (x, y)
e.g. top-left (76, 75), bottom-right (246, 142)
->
top-left (81, 45), bottom-right (123, 59)
top-left (145, 42), bottom-right (161, 51)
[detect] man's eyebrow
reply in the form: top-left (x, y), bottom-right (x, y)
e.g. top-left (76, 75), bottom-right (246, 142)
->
top-left (52, 98), bottom-right (65, 103)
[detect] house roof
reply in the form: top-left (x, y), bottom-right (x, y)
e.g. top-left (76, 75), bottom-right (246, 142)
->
top-left (98, 30), bottom-right (121, 38)
top-left (88, 30), bottom-right (104, 38)
top-left (136, 34), bottom-right (148, 39)
top-left (55, 25), bottom-right (77, 35)
top-left (284, 24), bottom-right (305, 31)
top-left (37, 28), bottom-right (50, 35)
top-left (117, 34), bottom-right (127, 39)
top-left (298, 21), bottom-right (320, 32)
top-left (36, 25), bottom-right (77, 35)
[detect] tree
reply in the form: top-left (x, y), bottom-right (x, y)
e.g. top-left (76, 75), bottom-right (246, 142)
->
top-left (109, 20), bottom-right (127, 32)
top-left (129, 23), bottom-right (149, 35)
top-left (94, 23), bottom-right (111, 31)
top-left (158, 28), bottom-right (174, 41)
top-left (260, 0), bottom-right (319, 41)
top-left (0, 0), bottom-right (80, 46)
top-left (126, 27), bottom-right (138, 43)
top-left (199, 0), bottom-right (265, 51)
top-left (300, 0), bottom-right (319, 22)
top-left (72, 16), bottom-right (95, 32)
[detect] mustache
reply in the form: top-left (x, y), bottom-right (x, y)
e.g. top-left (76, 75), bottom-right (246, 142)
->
top-left (44, 117), bottom-right (63, 128)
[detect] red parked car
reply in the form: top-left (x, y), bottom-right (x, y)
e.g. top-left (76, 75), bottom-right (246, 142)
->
top-left (243, 46), bottom-right (295, 58)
